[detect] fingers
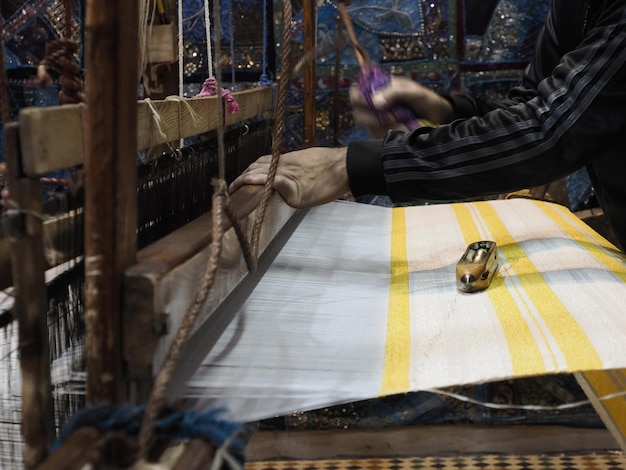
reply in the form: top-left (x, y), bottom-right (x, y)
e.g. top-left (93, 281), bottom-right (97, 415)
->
top-left (228, 157), bottom-right (271, 193)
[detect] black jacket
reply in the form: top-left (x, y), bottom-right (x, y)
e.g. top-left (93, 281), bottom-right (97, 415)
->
top-left (346, 0), bottom-right (626, 250)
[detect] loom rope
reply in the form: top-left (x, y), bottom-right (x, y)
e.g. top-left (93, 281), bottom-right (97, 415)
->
top-left (250, 0), bottom-right (292, 260)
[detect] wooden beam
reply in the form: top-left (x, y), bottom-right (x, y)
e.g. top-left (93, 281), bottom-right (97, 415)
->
top-left (246, 425), bottom-right (619, 461)
top-left (5, 123), bottom-right (55, 468)
top-left (0, 239), bottom-right (13, 290)
top-left (576, 369), bottom-right (626, 452)
top-left (302, 0), bottom-right (316, 147)
top-left (17, 88), bottom-right (274, 176)
top-left (83, 0), bottom-right (139, 404)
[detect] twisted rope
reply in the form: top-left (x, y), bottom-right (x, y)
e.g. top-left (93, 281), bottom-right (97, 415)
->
top-left (250, 0), bottom-right (292, 261)
top-left (36, 38), bottom-right (85, 104)
top-left (34, 2), bottom-right (84, 104)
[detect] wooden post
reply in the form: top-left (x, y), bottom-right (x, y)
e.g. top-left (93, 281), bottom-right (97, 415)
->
top-left (302, 0), bottom-right (316, 147)
top-left (5, 123), bottom-right (55, 468)
top-left (83, 0), bottom-right (139, 403)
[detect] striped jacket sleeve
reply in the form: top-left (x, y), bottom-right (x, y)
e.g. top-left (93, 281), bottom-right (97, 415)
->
top-left (346, 0), bottom-right (626, 203)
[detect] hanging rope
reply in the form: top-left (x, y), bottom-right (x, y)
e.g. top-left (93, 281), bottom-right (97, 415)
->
top-left (249, 0), bottom-right (292, 261)
top-left (178, 0), bottom-right (185, 97)
top-left (204, 0), bottom-right (214, 77)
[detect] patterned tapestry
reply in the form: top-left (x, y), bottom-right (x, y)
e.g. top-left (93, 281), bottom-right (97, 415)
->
top-left (286, 0), bottom-right (551, 149)
top-left (1, 0), bottom-right (551, 153)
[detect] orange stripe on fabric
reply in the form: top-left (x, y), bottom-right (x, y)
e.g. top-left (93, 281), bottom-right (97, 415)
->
top-left (473, 201), bottom-right (602, 371)
top-left (451, 203), bottom-right (545, 375)
top-left (379, 207), bottom-right (411, 396)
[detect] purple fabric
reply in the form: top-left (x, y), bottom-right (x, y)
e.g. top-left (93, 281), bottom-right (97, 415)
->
top-left (357, 65), bottom-right (420, 130)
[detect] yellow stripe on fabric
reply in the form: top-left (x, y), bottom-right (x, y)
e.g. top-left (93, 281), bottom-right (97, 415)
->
top-left (473, 201), bottom-right (602, 371)
top-left (451, 203), bottom-right (545, 375)
top-left (380, 207), bottom-right (411, 396)
top-left (534, 201), bottom-right (626, 282)
top-left (576, 369), bottom-right (626, 451)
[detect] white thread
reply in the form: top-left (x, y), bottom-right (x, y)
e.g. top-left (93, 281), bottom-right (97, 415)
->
top-left (0, 346), bottom-right (18, 363)
top-left (144, 97), bottom-right (168, 140)
top-left (425, 387), bottom-right (626, 411)
top-left (204, 0), bottom-right (214, 77)
top-left (178, 0), bottom-right (184, 98)
top-left (165, 94), bottom-right (203, 147)
top-left (209, 429), bottom-right (244, 470)
top-left (165, 95), bottom-right (202, 126)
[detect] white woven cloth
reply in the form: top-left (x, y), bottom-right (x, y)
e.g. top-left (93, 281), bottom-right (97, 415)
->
top-left (178, 199), bottom-right (626, 421)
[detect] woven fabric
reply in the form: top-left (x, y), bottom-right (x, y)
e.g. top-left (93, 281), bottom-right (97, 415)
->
top-left (184, 199), bottom-right (626, 424)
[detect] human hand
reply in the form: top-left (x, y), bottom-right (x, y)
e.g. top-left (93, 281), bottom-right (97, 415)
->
top-left (350, 75), bottom-right (453, 137)
top-left (229, 147), bottom-right (350, 208)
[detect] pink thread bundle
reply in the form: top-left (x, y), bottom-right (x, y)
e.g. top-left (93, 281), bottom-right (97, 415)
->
top-left (358, 64), bottom-right (420, 131)
top-left (196, 77), bottom-right (240, 114)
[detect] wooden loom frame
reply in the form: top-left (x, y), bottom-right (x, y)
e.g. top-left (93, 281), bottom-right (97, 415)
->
top-left (3, 0), bottom-right (315, 466)
top-left (5, 0), bottom-right (626, 468)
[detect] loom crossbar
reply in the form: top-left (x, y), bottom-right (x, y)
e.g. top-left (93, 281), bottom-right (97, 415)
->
top-left (16, 87), bottom-right (273, 176)
top-left (0, 87), bottom-right (274, 299)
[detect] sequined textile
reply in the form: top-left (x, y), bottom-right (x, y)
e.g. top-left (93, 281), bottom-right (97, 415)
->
top-left (285, 0), bottom-right (550, 149)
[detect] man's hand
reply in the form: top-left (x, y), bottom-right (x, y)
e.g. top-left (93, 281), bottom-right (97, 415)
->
top-left (229, 147), bottom-right (350, 208)
top-left (350, 75), bottom-right (454, 137)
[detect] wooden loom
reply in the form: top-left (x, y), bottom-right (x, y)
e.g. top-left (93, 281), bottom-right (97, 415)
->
top-left (5, 82), bottom-right (305, 465)
top-left (5, 1), bottom-right (626, 470)
top-left (2, 0), bottom-right (318, 466)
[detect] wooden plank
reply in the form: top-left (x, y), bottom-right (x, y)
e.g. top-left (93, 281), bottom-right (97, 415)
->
top-left (246, 425), bottom-right (619, 461)
top-left (172, 439), bottom-right (215, 469)
top-left (19, 103), bottom-right (86, 176)
top-left (123, 186), bottom-right (298, 400)
top-left (83, 0), bottom-right (139, 404)
top-left (576, 369), bottom-right (626, 452)
top-left (0, 209), bottom-right (82, 292)
top-left (302, 0), bottom-right (316, 147)
top-left (17, 88), bottom-right (273, 176)
top-left (136, 87), bottom-right (274, 149)
top-left (5, 123), bottom-right (55, 467)
top-left (0, 238), bottom-right (12, 290)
